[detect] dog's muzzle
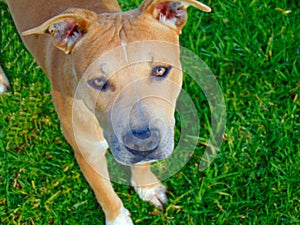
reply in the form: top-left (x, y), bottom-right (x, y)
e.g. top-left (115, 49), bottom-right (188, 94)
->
top-left (122, 127), bottom-right (161, 157)
top-left (104, 119), bottom-right (174, 165)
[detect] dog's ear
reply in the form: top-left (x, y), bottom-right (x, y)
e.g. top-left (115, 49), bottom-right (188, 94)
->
top-left (139, 0), bottom-right (211, 34)
top-left (22, 9), bottom-right (98, 54)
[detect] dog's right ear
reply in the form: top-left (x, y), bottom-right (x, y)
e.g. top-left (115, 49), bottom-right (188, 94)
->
top-left (22, 9), bottom-right (98, 54)
top-left (139, 0), bottom-right (211, 34)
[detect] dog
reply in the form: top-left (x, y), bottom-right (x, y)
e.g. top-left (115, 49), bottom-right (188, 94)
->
top-left (2, 0), bottom-right (211, 224)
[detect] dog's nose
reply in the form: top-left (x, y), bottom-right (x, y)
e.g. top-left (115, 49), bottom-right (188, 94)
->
top-left (122, 128), bottom-right (161, 156)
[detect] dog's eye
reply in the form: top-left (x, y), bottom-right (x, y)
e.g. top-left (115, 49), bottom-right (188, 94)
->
top-left (152, 66), bottom-right (172, 78)
top-left (88, 77), bottom-right (110, 91)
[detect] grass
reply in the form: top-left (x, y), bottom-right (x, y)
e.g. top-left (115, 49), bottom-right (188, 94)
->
top-left (0, 0), bottom-right (299, 224)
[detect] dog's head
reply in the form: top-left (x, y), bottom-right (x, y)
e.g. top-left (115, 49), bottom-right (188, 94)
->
top-left (23, 0), bottom-right (211, 165)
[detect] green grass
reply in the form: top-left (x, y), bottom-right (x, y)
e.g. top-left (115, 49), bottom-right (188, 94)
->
top-left (1, 0), bottom-right (299, 224)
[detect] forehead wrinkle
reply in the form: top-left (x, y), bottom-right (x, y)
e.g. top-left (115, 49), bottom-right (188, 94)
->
top-left (119, 27), bottom-right (129, 64)
top-left (120, 40), bottom-right (129, 63)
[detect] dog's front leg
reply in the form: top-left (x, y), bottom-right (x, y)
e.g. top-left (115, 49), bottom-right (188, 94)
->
top-left (55, 95), bottom-right (133, 225)
top-left (75, 150), bottom-right (133, 225)
top-left (131, 163), bottom-right (167, 208)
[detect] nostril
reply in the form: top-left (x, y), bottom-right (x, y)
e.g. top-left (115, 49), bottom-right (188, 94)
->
top-left (132, 128), bottom-right (151, 140)
top-left (122, 129), bottom-right (161, 153)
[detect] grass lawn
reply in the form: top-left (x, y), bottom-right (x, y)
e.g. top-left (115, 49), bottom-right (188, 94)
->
top-left (0, 0), bottom-right (299, 224)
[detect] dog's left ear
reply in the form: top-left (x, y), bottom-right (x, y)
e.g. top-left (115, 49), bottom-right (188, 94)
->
top-left (22, 9), bottom-right (98, 54)
top-left (139, 0), bottom-right (211, 34)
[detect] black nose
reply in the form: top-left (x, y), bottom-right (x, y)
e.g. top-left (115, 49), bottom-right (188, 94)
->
top-left (123, 128), bottom-right (161, 156)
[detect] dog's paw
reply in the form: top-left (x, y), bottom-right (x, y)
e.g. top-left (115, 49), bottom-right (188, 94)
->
top-left (0, 66), bottom-right (10, 94)
top-left (133, 184), bottom-right (168, 208)
top-left (106, 207), bottom-right (133, 225)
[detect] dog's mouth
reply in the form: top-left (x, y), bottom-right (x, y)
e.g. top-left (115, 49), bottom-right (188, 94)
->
top-left (124, 146), bottom-right (158, 158)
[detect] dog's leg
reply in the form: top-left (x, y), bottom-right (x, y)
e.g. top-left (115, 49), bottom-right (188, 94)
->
top-left (75, 151), bottom-right (133, 225)
top-left (0, 66), bottom-right (10, 94)
top-left (131, 163), bottom-right (167, 208)
top-left (52, 93), bottom-right (133, 225)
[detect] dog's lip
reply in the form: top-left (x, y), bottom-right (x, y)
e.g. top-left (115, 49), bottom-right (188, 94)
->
top-left (114, 156), bottom-right (159, 166)
top-left (124, 146), bottom-right (158, 155)
top-left (134, 159), bottom-right (158, 165)
top-left (111, 146), bottom-right (172, 166)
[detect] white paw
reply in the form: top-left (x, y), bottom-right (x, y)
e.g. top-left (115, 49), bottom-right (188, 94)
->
top-left (0, 66), bottom-right (10, 94)
top-left (0, 83), bottom-right (8, 94)
top-left (106, 207), bottom-right (133, 225)
top-left (133, 183), bottom-right (168, 208)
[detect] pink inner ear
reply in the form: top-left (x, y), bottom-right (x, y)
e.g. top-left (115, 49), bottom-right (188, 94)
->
top-left (156, 2), bottom-right (172, 16)
top-left (157, 2), bottom-right (185, 18)
top-left (51, 20), bottom-right (77, 42)
top-left (154, 1), bottom-right (187, 28)
top-left (49, 19), bottom-right (83, 53)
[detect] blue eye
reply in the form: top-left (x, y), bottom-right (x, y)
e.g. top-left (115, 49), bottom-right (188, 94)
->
top-left (152, 66), bottom-right (172, 78)
top-left (88, 77), bottom-right (110, 91)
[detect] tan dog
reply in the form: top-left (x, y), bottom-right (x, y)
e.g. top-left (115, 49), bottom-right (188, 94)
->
top-left (3, 0), bottom-right (211, 224)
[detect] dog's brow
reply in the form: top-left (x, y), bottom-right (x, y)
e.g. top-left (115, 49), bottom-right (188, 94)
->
top-left (151, 56), bottom-right (154, 64)
top-left (99, 63), bottom-right (107, 75)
